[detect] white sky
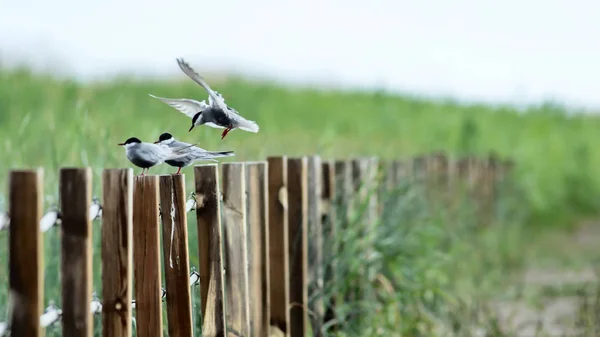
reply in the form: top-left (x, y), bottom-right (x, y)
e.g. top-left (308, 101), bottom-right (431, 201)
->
top-left (1, 0), bottom-right (599, 109)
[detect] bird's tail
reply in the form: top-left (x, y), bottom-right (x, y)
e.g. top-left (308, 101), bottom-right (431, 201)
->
top-left (236, 118), bottom-right (260, 133)
top-left (204, 151), bottom-right (235, 159)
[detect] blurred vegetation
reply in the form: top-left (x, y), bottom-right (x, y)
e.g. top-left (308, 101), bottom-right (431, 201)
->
top-left (1, 66), bottom-right (599, 225)
top-left (0, 65), bottom-right (599, 335)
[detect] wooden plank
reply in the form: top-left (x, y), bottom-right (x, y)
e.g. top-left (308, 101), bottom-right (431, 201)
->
top-left (9, 169), bottom-right (44, 337)
top-left (351, 157), bottom-right (378, 227)
top-left (350, 158), bottom-right (369, 220)
top-left (333, 160), bottom-right (353, 319)
top-left (383, 160), bottom-right (396, 191)
top-left (425, 152), bottom-right (449, 204)
top-left (394, 160), bottom-right (410, 186)
top-left (411, 155), bottom-right (426, 185)
top-left (321, 161), bottom-right (337, 332)
top-left (159, 174), bottom-right (193, 337)
top-left (194, 164), bottom-right (226, 337)
top-left (306, 155), bottom-right (323, 334)
top-left (348, 157), bottom-right (378, 311)
top-left (447, 156), bottom-right (458, 194)
top-left (102, 168), bottom-right (134, 337)
top-left (377, 160), bottom-right (391, 217)
top-left (333, 160), bottom-right (352, 224)
top-left (221, 163), bottom-right (251, 337)
top-left (267, 156), bottom-right (290, 336)
top-left (456, 156), bottom-right (470, 180)
top-left (287, 157), bottom-right (308, 337)
top-left (447, 157), bottom-right (460, 214)
top-left (60, 168), bottom-right (93, 337)
top-left (132, 176), bottom-right (163, 337)
top-left (245, 161), bottom-right (270, 337)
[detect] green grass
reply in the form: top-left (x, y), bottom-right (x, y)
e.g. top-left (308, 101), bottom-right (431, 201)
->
top-left (0, 66), bottom-right (599, 224)
top-left (0, 66), bottom-right (599, 336)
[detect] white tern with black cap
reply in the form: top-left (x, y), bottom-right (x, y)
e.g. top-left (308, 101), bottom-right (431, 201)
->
top-left (117, 137), bottom-right (196, 176)
top-left (148, 57), bottom-right (259, 140)
top-left (154, 132), bottom-right (235, 174)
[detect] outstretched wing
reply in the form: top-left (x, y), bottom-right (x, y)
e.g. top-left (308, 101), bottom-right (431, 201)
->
top-left (209, 91), bottom-right (242, 116)
top-left (148, 94), bottom-right (207, 118)
top-left (176, 58), bottom-right (232, 117)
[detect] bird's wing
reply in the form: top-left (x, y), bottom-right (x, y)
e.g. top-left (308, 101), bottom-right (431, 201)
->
top-left (148, 94), bottom-right (207, 118)
top-left (170, 140), bottom-right (208, 152)
top-left (209, 91), bottom-right (243, 117)
top-left (229, 114), bottom-right (260, 133)
top-left (164, 143), bottom-right (198, 160)
top-left (208, 91), bottom-right (224, 107)
top-left (170, 139), bottom-right (194, 148)
top-left (176, 58), bottom-right (232, 117)
top-left (138, 143), bottom-right (172, 162)
top-left (225, 105), bottom-right (242, 116)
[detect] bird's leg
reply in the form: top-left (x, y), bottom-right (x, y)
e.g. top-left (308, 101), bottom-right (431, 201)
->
top-left (221, 127), bottom-right (232, 140)
top-left (176, 167), bottom-right (182, 175)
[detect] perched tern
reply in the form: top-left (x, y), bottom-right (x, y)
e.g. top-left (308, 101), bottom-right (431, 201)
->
top-left (153, 132), bottom-right (235, 174)
top-left (117, 137), bottom-right (195, 176)
top-left (148, 57), bottom-right (259, 140)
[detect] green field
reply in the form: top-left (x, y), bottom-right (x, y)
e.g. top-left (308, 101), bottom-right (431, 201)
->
top-left (1, 67), bottom-right (599, 222)
top-left (1, 66), bottom-right (600, 336)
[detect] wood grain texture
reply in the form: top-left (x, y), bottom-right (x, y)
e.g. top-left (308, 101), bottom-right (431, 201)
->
top-left (159, 174), bottom-right (193, 337)
top-left (132, 175), bottom-right (163, 337)
top-left (333, 160), bottom-right (353, 310)
top-left (394, 160), bottom-right (410, 185)
top-left (349, 158), bottom-right (378, 311)
top-left (382, 160), bottom-right (396, 192)
top-left (287, 157), bottom-right (308, 337)
top-left (102, 168), bottom-right (134, 337)
top-left (306, 156), bottom-right (323, 334)
top-left (368, 157), bottom-right (380, 227)
top-left (267, 156), bottom-right (290, 336)
top-left (60, 168), bottom-right (93, 337)
top-left (9, 169), bottom-right (44, 337)
top-left (221, 162), bottom-right (250, 337)
top-left (411, 155), bottom-right (426, 185)
top-left (333, 161), bottom-right (352, 225)
top-left (351, 157), bottom-right (379, 228)
top-left (350, 158), bottom-right (369, 222)
top-left (333, 160), bottom-right (354, 310)
top-left (245, 162), bottom-right (270, 337)
top-left (194, 164), bottom-right (226, 337)
top-left (321, 161), bottom-right (337, 330)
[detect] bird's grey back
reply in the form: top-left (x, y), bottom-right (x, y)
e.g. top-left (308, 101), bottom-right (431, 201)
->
top-left (126, 143), bottom-right (165, 168)
top-left (164, 139), bottom-right (233, 167)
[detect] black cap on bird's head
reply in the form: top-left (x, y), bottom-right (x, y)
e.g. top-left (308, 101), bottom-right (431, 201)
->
top-left (117, 137), bottom-right (142, 146)
top-left (190, 112), bottom-right (202, 132)
top-left (154, 132), bottom-right (174, 144)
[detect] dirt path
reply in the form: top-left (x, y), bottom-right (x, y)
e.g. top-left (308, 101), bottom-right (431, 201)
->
top-left (489, 222), bottom-right (600, 336)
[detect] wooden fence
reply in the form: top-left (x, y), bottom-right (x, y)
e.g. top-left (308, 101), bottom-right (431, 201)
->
top-left (0, 152), bottom-right (513, 337)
